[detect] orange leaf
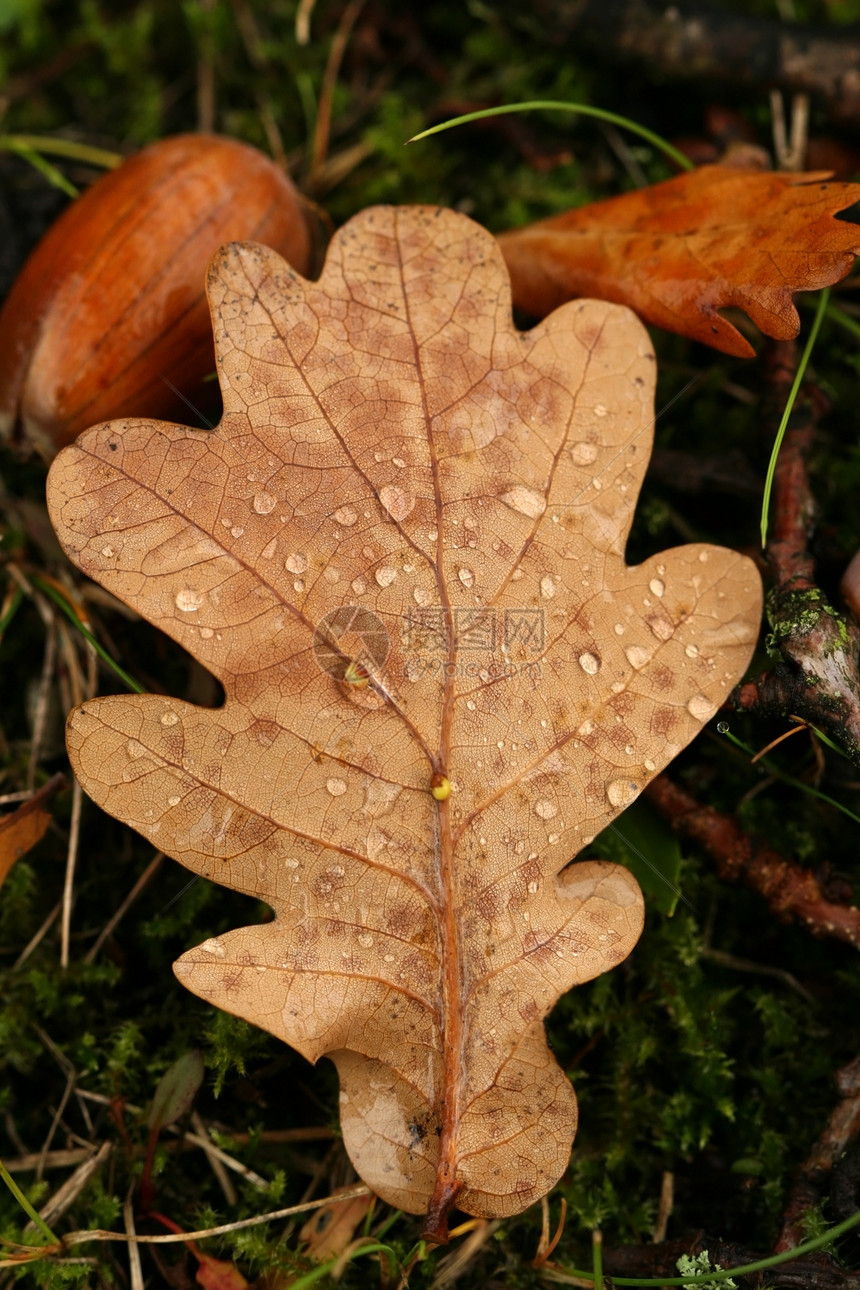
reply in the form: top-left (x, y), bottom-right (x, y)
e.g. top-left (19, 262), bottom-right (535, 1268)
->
top-left (46, 207), bottom-right (762, 1237)
top-left (0, 773), bottom-right (65, 892)
top-left (497, 165), bottom-right (860, 357)
top-left (195, 1254), bottom-right (249, 1290)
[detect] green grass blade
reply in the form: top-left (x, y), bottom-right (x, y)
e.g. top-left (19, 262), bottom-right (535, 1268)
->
top-left (3, 142), bottom-right (78, 197)
top-left (0, 586), bottom-right (24, 636)
top-left (0, 1159), bottom-right (59, 1246)
top-left (408, 101), bottom-right (694, 173)
top-left (0, 134), bottom-right (122, 169)
top-left (556, 1206), bottom-right (860, 1285)
top-left (30, 576), bottom-right (146, 695)
top-left (718, 724), bottom-right (860, 827)
top-left (760, 287), bottom-right (829, 548)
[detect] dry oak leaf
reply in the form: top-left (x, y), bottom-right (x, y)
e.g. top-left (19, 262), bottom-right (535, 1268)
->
top-left (497, 164), bottom-right (860, 358)
top-left (46, 206), bottom-right (762, 1239)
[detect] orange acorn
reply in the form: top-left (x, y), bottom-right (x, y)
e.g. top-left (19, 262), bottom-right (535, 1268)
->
top-left (0, 133), bottom-right (314, 458)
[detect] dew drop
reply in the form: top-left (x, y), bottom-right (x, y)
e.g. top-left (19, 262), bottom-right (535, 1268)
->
top-left (413, 586), bottom-right (432, 606)
top-left (571, 441), bottom-right (598, 466)
top-left (379, 485), bottom-right (415, 522)
top-left (578, 651), bottom-right (600, 675)
top-left (593, 403), bottom-right (607, 418)
top-left (101, 545), bottom-right (115, 557)
top-left (458, 567), bottom-right (475, 589)
top-left (334, 505), bottom-right (358, 527)
top-left (261, 537), bottom-right (277, 560)
top-left (687, 693), bottom-right (715, 721)
top-left (534, 799), bottom-right (558, 820)
top-left (540, 575), bottom-right (556, 599)
top-left (649, 577), bottom-right (665, 598)
top-left (231, 526), bottom-right (244, 538)
top-left (253, 491), bottom-right (277, 514)
top-left (427, 528), bottom-right (438, 542)
top-left (376, 566), bottom-right (397, 587)
top-left (293, 579), bottom-right (305, 593)
top-left (175, 588), bottom-right (204, 612)
top-left (286, 552), bottom-right (307, 575)
top-left (644, 758), bottom-right (656, 771)
top-left (160, 711), bottom-right (179, 726)
top-left (323, 567), bottom-right (340, 583)
top-left (606, 778), bottom-right (640, 809)
top-left (167, 796), bottom-right (181, 807)
top-left (126, 739), bottom-right (147, 759)
top-left (200, 627), bottom-right (214, 639)
top-left (625, 644), bottom-right (649, 669)
top-left (352, 578), bottom-right (366, 595)
top-left (466, 700), bottom-right (477, 711)
top-left (685, 644), bottom-right (699, 658)
top-left (527, 880), bottom-right (539, 894)
top-left (326, 777), bottom-right (347, 796)
top-left (499, 484), bottom-right (546, 519)
top-left (358, 932), bottom-right (374, 948)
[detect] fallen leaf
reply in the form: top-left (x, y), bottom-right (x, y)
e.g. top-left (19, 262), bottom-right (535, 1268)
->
top-left (497, 165), bottom-right (860, 357)
top-left (0, 773), bottom-right (66, 892)
top-left (147, 1050), bottom-right (205, 1132)
top-left (46, 206), bottom-right (762, 1237)
top-left (299, 1186), bottom-right (375, 1260)
top-left (195, 1254), bottom-right (249, 1290)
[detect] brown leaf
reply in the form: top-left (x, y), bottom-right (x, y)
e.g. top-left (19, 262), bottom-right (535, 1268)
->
top-left (0, 773), bottom-right (66, 892)
top-left (497, 165), bottom-right (860, 357)
top-left (46, 207), bottom-right (762, 1235)
top-left (299, 1186), bottom-right (375, 1260)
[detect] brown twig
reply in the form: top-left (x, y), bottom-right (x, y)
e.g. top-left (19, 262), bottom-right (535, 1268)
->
top-left (528, 0), bottom-right (860, 131)
top-left (777, 1052), bottom-right (860, 1251)
top-left (733, 341), bottom-right (860, 766)
top-left (645, 774), bottom-right (860, 949)
top-left (307, 0), bottom-right (366, 196)
top-left (84, 851), bottom-right (164, 964)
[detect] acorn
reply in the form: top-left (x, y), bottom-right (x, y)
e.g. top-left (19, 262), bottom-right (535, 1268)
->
top-left (0, 133), bottom-right (314, 458)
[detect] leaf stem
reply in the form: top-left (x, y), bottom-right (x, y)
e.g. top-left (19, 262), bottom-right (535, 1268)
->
top-left (760, 287), bottom-right (829, 547)
top-left (408, 101), bottom-right (694, 173)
